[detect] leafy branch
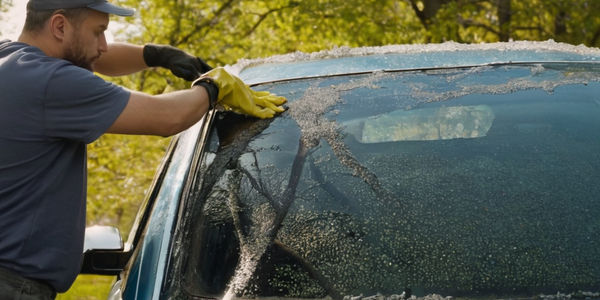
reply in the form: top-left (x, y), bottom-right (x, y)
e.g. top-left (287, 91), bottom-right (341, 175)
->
top-left (175, 0), bottom-right (237, 46)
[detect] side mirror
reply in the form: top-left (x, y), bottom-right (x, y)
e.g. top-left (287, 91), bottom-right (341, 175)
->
top-left (84, 225), bottom-right (123, 252)
top-left (81, 225), bottom-right (131, 275)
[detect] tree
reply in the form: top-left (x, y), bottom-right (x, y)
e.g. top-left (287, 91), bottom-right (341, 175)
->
top-left (113, 0), bottom-right (424, 92)
top-left (406, 0), bottom-right (600, 46)
top-left (408, 0), bottom-right (452, 30)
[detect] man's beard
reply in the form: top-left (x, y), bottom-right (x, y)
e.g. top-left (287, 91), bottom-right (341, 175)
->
top-left (64, 36), bottom-right (99, 71)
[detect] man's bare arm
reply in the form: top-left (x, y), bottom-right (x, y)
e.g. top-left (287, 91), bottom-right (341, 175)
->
top-left (94, 43), bottom-right (212, 81)
top-left (107, 86), bottom-right (210, 137)
top-left (93, 43), bottom-right (147, 76)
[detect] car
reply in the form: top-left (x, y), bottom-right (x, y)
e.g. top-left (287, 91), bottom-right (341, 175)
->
top-left (83, 41), bottom-right (600, 300)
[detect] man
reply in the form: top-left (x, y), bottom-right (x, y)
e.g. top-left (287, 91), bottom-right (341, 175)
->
top-left (0, 0), bottom-right (286, 299)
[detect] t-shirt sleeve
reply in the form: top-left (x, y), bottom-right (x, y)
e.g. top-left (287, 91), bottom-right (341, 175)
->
top-left (43, 64), bottom-right (130, 144)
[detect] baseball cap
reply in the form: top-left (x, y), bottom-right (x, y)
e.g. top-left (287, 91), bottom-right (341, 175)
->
top-left (27, 0), bottom-right (135, 16)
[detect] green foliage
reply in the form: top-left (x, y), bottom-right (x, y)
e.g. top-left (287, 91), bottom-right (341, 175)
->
top-left (418, 0), bottom-right (600, 45)
top-left (0, 0), bottom-right (11, 11)
top-left (87, 134), bottom-right (170, 236)
top-left (113, 0), bottom-right (424, 67)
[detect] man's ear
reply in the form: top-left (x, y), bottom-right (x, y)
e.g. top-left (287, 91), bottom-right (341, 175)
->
top-left (49, 13), bottom-right (67, 41)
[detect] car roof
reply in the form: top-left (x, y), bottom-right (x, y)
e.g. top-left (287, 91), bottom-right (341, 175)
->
top-left (232, 40), bottom-right (600, 85)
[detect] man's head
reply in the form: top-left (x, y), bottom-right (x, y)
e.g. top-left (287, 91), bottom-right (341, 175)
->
top-left (21, 0), bottom-right (134, 70)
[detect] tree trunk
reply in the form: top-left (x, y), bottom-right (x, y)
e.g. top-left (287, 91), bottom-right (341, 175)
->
top-left (409, 0), bottom-right (451, 29)
top-left (496, 0), bottom-right (511, 41)
top-left (554, 10), bottom-right (567, 36)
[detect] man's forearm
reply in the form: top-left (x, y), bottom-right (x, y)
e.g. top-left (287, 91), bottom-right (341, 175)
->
top-left (107, 86), bottom-right (210, 137)
top-left (93, 43), bottom-right (147, 76)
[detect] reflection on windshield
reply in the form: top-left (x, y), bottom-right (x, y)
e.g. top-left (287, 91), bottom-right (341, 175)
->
top-left (344, 105), bottom-right (494, 142)
top-left (176, 63), bottom-right (600, 300)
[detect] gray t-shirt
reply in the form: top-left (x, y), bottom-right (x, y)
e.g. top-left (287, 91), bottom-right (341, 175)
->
top-left (0, 40), bottom-right (130, 292)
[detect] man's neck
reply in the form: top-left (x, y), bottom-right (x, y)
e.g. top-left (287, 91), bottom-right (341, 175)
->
top-left (18, 31), bottom-right (62, 58)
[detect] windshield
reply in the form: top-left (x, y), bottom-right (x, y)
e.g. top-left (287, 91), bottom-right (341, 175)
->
top-left (172, 63), bottom-right (600, 299)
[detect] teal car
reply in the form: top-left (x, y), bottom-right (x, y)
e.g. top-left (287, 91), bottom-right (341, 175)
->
top-left (83, 41), bottom-right (600, 300)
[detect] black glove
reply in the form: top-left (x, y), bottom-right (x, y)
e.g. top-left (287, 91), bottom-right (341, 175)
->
top-left (192, 77), bottom-right (219, 109)
top-left (143, 44), bottom-right (212, 81)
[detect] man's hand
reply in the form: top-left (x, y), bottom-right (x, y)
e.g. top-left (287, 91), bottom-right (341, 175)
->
top-left (143, 44), bottom-right (212, 81)
top-left (194, 67), bottom-right (287, 119)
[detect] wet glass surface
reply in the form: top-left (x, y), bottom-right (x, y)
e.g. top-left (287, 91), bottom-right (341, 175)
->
top-left (178, 63), bottom-right (600, 299)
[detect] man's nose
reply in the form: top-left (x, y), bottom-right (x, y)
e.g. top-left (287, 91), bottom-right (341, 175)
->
top-left (98, 33), bottom-right (108, 53)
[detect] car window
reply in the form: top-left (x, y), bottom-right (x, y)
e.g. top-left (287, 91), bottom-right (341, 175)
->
top-left (173, 63), bottom-right (600, 299)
